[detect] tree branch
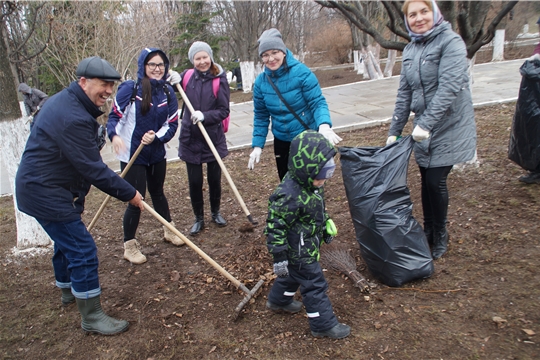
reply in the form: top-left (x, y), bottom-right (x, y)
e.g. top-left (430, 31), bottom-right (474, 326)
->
top-left (316, 0), bottom-right (407, 51)
top-left (467, 1), bottom-right (518, 58)
top-left (381, 1), bottom-right (409, 41)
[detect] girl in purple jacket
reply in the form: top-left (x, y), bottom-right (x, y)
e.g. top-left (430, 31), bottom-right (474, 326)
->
top-left (178, 41), bottom-right (230, 235)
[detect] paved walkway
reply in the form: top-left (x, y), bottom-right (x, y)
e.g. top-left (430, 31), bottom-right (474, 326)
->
top-left (0, 59), bottom-right (525, 195)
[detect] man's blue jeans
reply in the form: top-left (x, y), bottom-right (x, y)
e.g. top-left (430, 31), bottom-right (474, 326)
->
top-left (37, 218), bottom-right (101, 299)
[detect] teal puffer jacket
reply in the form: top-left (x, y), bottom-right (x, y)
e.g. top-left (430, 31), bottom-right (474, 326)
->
top-left (265, 131), bottom-right (336, 265)
top-left (252, 49), bottom-right (331, 149)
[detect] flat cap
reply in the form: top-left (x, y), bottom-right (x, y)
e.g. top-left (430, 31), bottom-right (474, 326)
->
top-left (76, 56), bottom-right (121, 81)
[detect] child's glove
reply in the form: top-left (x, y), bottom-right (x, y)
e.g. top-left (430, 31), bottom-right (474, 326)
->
top-left (273, 260), bottom-right (289, 278)
top-left (324, 219), bottom-right (338, 244)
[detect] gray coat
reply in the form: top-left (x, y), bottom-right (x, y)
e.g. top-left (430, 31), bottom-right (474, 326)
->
top-left (18, 83), bottom-right (48, 116)
top-left (389, 22), bottom-right (476, 168)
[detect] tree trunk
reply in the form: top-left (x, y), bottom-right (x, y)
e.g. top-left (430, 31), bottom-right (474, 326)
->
top-left (0, 29), bottom-right (51, 249)
top-left (240, 61), bottom-right (255, 93)
top-left (0, 118), bottom-right (52, 249)
top-left (492, 29), bottom-right (505, 62)
top-left (384, 34), bottom-right (398, 77)
top-left (384, 49), bottom-right (397, 77)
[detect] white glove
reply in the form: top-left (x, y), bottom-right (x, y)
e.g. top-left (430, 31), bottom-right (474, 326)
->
top-left (412, 125), bottom-right (430, 142)
top-left (167, 70), bottom-right (181, 86)
top-left (386, 136), bottom-right (397, 146)
top-left (318, 124), bottom-right (342, 146)
top-left (191, 110), bottom-right (204, 124)
top-left (248, 147), bottom-right (262, 170)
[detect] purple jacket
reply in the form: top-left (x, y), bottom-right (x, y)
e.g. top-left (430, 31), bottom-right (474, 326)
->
top-left (178, 65), bottom-right (229, 164)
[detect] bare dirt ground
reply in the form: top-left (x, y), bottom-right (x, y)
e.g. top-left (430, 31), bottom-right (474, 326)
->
top-left (1, 46), bottom-right (539, 360)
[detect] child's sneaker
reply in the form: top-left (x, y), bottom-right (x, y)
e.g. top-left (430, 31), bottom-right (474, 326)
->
top-left (311, 323), bottom-right (351, 339)
top-left (266, 300), bottom-right (303, 313)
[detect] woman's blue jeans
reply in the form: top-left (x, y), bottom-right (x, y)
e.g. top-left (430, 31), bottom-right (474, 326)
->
top-left (37, 218), bottom-right (101, 299)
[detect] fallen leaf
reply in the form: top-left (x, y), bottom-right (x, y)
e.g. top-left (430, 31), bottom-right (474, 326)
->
top-left (492, 316), bottom-right (507, 328)
top-left (170, 271), bottom-right (180, 282)
top-left (522, 329), bottom-right (535, 336)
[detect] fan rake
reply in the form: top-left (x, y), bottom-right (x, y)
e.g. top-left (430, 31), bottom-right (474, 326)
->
top-left (321, 244), bottom-right (370, 293)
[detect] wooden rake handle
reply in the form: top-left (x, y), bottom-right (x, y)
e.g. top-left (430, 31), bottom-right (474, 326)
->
top-left (141, 201), bottom-right (244, 290)
top-left (171, 75), bottom-right (257, 224)
top-left (87, 143), bottom-right (144, 231)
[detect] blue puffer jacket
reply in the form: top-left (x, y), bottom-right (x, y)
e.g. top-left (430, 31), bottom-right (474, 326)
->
top-left (252, 49), bottom-right (332, 149)
top-left (107, 48), bottom-right (178, 165)
top-left (16, 81), bottom-right (136, 222)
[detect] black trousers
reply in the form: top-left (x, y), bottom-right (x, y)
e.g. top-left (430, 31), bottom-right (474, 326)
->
top-left (121, 159), bottom-right (171, 241)
top-left (273, 137), bottom-right (291, 182)
top-left (268, 262), bottom-right (339, 332)
top-left (419, 165), bottom-right (453, 230)
top-left (185, 161), bottom-right (221, 207)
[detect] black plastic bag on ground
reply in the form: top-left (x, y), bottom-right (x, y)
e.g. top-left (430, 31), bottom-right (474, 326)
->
top-left (339, 136), bottom-right (433, 287)
top-left (508, 57), bottom-right (540, 171)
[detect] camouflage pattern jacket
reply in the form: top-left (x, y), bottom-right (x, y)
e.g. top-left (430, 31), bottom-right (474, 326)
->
top-left (265, 130), bottom-right (337, 265)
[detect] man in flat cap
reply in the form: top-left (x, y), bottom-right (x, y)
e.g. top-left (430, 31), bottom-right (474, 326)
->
top-left (15, 56), bottom-right (144, 335)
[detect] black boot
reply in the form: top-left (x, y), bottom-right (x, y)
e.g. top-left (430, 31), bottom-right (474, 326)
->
top-left (190, 202), bottom-right (205, 235)
top-left (424, 224), bottom-right (434, 247)
top-left (210, 198), bottom-right (227, 227)
top-left (432, 227), bottom-right (448, 259)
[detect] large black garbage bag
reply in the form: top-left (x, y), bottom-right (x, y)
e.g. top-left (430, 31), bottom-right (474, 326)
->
top-left (339, 136), bottom-right (433, 287)
top-left (508, 57), bottom-right (540, 171)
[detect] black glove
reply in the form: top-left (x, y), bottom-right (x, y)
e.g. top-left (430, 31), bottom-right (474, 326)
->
top-left (97, 125), bottom-right (107, 151)
top-left (323, 234), bottom-right (334, 245)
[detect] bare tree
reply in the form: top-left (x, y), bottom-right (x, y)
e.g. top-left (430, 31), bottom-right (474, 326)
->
top-left (315, 0), bottom-right (519, 59)
top-left (212, 1), bottom-right (320, 92)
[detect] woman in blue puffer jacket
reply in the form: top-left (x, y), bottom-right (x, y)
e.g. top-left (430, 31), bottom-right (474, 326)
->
top-left (107, 47), bottom-right (183, 265)
top-left (248, 28), bottom-right (342, 181)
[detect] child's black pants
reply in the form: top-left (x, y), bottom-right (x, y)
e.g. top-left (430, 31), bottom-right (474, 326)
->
top-left (268, 262), bottom-right (339, 332)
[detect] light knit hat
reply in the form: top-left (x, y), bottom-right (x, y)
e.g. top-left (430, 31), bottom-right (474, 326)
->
top-left (188, 41), bottom-right (214, 64)
top-left (258, 28), bottom-right (287, 57)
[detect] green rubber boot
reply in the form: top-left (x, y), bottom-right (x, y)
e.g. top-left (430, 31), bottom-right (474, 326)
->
top-left (76, 296), bottom-right (129, 335)
top-left (61, 288), bottom-right (75, 306)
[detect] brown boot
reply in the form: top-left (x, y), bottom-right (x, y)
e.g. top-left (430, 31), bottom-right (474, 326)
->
top-left (164, 221), bottom-right (185, 246)
top-left (123, 239), bottom-right (147, 264)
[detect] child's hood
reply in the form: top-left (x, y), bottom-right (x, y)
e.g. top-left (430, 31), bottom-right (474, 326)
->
top-left (287, 130), bottom-right (337, 187)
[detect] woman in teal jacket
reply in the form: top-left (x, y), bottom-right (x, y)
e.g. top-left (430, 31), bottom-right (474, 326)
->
top-left (248, 28), bottom-right (342, 181)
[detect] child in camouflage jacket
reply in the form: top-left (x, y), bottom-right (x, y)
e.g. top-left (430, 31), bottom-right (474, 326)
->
top-left (264, 130), bottom-right (350, 339)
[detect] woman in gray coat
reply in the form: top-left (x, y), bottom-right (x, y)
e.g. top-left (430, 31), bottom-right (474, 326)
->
top-left (386, 0), bottom-right (476, 259)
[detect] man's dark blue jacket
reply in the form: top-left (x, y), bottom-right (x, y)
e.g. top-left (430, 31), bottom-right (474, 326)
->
top-left (16, 81), bottom-right (136, 222)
